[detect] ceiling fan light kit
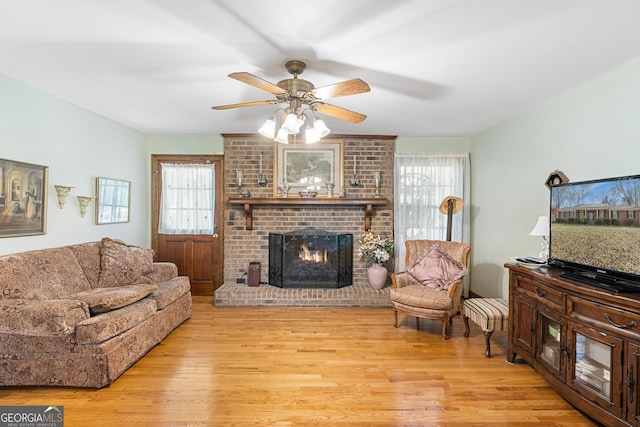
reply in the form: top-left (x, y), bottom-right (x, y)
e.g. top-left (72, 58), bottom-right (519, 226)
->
top-left (213, 60), bottom-right (370, 144)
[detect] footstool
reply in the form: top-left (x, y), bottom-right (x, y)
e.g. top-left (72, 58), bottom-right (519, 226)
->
top-left (463, 298), bottom-right (509, 357)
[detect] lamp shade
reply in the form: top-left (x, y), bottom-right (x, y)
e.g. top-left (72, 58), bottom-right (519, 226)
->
top-left (258, 119), bottom-right (276, 138)
top-left (438, 196), bottom-right (464, 215)
top-left (529, 216), bottom-right (549, 236)
top-left (313, 119), bottom-right (330, 137)
top-left (274, 129), bottom-right (289, 144)
top-left (305, 127), bottom-right (319, 144)
top-left (281, 113), bottom-right (302, 133)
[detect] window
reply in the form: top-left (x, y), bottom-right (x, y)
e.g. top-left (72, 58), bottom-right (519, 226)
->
top-left (159, 163), bottom-right (215, 234)
top-left (394, 154), bottom-right (470, 272)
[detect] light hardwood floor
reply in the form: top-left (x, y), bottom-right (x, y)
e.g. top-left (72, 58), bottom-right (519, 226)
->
top-left (0, 296), bottom-right (597, 426)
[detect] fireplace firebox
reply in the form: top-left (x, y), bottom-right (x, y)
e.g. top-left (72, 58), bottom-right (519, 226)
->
top-left (269, 229), bottom-right (353, 288)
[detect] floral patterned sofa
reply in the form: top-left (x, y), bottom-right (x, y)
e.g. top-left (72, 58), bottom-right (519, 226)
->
top-left (0, 238), bottom-right (192, 388)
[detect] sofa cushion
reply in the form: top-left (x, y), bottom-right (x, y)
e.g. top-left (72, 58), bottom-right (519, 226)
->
top-left (75, 298), bottom-right (158, 345)
top-left (71, 282), bottom-right (158, 314)
top-left (147, 262), bottom-right (179, 283)
top-left (0, 247), bottom-right (92, 300)
top-left (69, 242), bottom-right (102, 288)
top-left (0, 299), bottom-right (90, 336)
top-left (406, 244), bottom-right (468, 290)
top-left (148, 276), bottom-right (191, 309)
top-left (97, 238), bottom-right (154, 288)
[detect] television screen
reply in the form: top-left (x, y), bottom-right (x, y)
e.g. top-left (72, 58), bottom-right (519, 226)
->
top-left (549, 174), bottom-right (640, 292)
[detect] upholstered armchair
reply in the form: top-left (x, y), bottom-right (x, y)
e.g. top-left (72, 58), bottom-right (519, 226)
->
top-left (390, 239), bottom-right (471, 339)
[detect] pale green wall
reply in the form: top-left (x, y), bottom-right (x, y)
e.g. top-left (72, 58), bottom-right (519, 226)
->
top-left (147, 134), bottom-right (224, 155)
top-left (470, 57), bottom-right (640, 297)
top-left (395, 137), bottom-right (471, 153)
top-left (0, 74), bottom-right (150, 255)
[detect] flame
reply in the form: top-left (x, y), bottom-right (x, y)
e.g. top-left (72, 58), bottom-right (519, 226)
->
top-left (299, 244), bottom-right (325, 263)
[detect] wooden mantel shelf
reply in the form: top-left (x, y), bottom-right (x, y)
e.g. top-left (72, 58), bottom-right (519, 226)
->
top-left (228, 197), bottom-right (387, 231)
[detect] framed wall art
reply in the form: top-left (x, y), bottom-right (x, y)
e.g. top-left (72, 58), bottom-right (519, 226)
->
top-left (0, 158), bottom-right (48, 237)
top-left (96, 177), bottom-right (131, 224)
top-left (274, 139), bottom-right (343, 197)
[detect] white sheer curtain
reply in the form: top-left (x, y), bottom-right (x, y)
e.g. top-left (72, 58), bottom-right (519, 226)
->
top-left (159, 163), bottom-right (215, 235)
top-left (394, 154), bottom-right (471, 292)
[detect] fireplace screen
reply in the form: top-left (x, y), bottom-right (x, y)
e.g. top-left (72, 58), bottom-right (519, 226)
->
top-left (269, 229), bottom-right (353, 288)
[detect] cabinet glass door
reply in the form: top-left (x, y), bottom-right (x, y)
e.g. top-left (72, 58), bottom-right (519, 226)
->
top-left (536, 304), bottom-right (566, 380)
top-left (569, 321), bottom-right (623, 416)
top-left (539, 310), bottom-right (562, 374)
top-left (574, 332), bottom-right (612, 399)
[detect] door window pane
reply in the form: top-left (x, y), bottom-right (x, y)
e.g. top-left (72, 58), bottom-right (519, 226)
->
top-left (159, 163), bottom-right (215, 234)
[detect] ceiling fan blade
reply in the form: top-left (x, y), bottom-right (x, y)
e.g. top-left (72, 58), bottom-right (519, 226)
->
top-left (311, 79), bottom-right (370, 100)
top-left (229, 72), bottom-right (288, 95)
top-left (315, 103), bottom-right (367, 123)
top-left (212, 100), bottom-right (277, 110)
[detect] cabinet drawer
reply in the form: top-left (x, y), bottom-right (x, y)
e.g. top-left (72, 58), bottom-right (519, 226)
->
top-left (568, 295), bottom-right (640, 334)
top-left (514, 275), bottom-right (565, 311)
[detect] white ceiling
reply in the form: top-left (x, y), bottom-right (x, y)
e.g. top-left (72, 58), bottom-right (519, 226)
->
top-left (0, 0), bottom-right (638, 137)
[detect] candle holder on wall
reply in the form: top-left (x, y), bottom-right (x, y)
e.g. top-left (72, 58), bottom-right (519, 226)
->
top-left (373, 171), bottom-right (381, 198)
top-left (349, 155), bottom-right (360, 187)
top-left (256, 152), bottom-right (267, 186)
top-left (236, 170), bottom-right (251, 197)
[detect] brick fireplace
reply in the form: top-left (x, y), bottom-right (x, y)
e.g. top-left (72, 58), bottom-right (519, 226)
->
top-left (221, 134), bottom-right (395, 298)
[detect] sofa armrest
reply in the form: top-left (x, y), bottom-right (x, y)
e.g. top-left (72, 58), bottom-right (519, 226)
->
top-left (0, 298), bottom-right (89, 336)
top-left (391, 271), bottom-right (415, 289)
top-left (148, 262), bottom-right (178, 282)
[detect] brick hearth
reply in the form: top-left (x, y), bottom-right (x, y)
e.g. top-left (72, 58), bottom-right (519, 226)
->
top-left (214, 283), bottom-right (392, 307)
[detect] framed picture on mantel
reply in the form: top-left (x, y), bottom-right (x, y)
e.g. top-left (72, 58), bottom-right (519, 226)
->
top-left (274, 139), bottom-right (343, 197)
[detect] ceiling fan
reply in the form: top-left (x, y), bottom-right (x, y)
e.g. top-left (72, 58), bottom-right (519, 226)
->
top-left (212, 60), bottom-right (371, 136)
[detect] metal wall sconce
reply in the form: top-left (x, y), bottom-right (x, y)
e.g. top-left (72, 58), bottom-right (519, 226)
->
top-left (54, 185), bottom-right (74, 208)
top-left (77, 196), bottom-right (92, 218)
top-left (257, 152), bottom-right (267, 186)
top-left (236, 170), bottom-right (250, 197)
top-left (373, 171), bottom-right (381, 197)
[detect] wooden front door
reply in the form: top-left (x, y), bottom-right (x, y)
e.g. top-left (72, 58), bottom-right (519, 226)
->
top-left (151, 155), bottom-right (224, 295)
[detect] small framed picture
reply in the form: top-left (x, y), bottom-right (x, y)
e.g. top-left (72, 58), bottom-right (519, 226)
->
top-left (96, 177), bottom-right (131, 224)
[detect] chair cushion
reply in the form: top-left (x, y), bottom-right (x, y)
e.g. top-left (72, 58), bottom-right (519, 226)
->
top-left (406, 244), bottom-right (468, 290)
top-left (390, 284), bottom-right (453, 310)
top-left (71, 282), bottom-right (157, 314)
top-left (97, 238), bottom-right (155, 288)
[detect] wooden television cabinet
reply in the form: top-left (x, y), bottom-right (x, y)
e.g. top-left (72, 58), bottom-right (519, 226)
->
top-left (506, 263), bottom-right (640, 426)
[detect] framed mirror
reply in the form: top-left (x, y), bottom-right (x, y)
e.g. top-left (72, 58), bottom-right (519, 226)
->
top-left (96, 177), bottom-right (130, 224)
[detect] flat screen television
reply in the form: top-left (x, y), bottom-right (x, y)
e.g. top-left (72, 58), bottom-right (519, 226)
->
top-left (548, 174), bottom-right (640, 293)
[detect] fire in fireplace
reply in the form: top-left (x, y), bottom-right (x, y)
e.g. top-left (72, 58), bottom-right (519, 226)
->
top-left (269, 228), bottom-right (353, 288)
